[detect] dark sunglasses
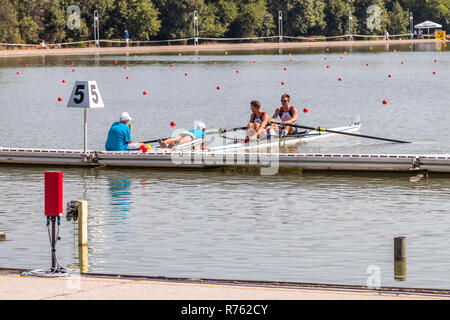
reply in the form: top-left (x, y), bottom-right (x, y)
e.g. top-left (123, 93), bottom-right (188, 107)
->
top-left (281, 99), bottom-right (288, 102)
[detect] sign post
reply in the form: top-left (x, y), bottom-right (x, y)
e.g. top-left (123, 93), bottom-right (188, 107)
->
top-left (21, 172), bottom-right (73, 277)
top-left (67, 81), bottom-right (104, 153)
top-left (45, 171), bottom-right (63, 270)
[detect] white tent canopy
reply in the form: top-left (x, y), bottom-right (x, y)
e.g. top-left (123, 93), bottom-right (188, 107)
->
top-left (414, 21), bottom-right (442, 29)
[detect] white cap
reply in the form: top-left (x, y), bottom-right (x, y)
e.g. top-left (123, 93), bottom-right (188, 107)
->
top-left (196, 121), bottom-right (206, 130)
top-left (120, 112), bottom-right (132, 122)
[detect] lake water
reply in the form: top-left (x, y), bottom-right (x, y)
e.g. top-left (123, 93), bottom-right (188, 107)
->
top-left (0, 43), bottom-right (449, 288)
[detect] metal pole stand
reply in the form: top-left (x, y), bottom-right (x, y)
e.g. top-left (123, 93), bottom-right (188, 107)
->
top-left (21, 217), bottom-right (73, 277)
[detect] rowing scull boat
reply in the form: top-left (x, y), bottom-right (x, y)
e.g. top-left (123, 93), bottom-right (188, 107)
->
top-left (152, 121), bottom-right (361, 152)
top-left (208, 121), bottom-right (361, 152)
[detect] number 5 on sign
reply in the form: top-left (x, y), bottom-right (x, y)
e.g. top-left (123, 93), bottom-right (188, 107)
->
top-left (67, 81), bottom-right (104, 108)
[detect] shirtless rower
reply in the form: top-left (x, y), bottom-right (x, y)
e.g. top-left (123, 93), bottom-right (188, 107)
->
top-left (270, 94), bottom-right (298, 136)
top-left (247, 100), bottom-right (270, 141)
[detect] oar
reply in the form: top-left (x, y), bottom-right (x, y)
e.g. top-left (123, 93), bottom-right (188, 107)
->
top-left (271, 122), bottom-right (411, 144)
top-left (142, 126), bottom-right (248, 144)
top-left (206, 126), bottom-right (247, 135)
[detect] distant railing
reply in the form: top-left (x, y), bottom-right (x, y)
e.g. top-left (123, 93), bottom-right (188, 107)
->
top-left (0, 32), bottom-right (442, 50)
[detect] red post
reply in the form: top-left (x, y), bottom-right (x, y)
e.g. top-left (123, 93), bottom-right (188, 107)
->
top-left (45, 171), bottom-right (63, 217)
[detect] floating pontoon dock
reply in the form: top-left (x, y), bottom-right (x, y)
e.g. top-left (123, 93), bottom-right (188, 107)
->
top-left (1, 147), bottom-right (449, 173)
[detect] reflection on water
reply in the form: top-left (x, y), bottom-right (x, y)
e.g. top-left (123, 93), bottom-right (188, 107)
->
top-left (0, 166), bottom-right (449, 288)
top-left (108, 177), bottom-right (132, 214)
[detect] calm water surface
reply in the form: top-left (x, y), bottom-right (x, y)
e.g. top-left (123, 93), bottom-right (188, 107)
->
top-left (0, 43), bottom-right (449, 288)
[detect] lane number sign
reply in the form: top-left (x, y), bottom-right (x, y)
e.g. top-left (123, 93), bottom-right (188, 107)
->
top-left (67, 80), bottom-right (104, 108)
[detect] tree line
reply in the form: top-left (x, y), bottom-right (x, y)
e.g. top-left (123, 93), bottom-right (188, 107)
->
top-left (0, 0), bottom-right (448, 45)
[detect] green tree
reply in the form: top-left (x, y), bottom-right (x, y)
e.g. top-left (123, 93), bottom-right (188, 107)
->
top-left (0, 0), bottom-right (21, 43)
top-left (153, 0), bottom-right (203, 40)
top-left (404, 0), bottom-right (450, 31)
top-left (106, 0), bottom-right (160, 40)
top-left (17, 16), bottom-right (41, 43)
top-left (199, 0), bottom-right (238, 37)
top-left (39, 0), bottom-right (66, 43)
top-left (12, 0), bottom-right (43, 43)
top-left (267, 0), bottom-right (326, 36)
top-left (353, 0), bottom-right (389, 35)
top-left (324, 0), bottom-right (357, 37)
top-left (227, 0), bottom-right (274, 38)
top-left (388, 1), bottom-right (409, 34)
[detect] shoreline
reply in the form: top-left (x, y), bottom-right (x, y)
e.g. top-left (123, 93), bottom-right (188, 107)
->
top-left (1, 268), bottom-right (449, 300)
top-left (0, 39), bottom-right (445, 58)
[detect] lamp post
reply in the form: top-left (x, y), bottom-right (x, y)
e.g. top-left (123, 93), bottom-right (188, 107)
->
top-left (410, 12), bottom-right (413, 39)
top-left (93, 10), bottom-right (99, 48)
top-left (193, 10), bottom-right (199, 45)
top-left (278, 11), bottom-right (283, 43)
top-left (349, 12), bottom-right (353, 41)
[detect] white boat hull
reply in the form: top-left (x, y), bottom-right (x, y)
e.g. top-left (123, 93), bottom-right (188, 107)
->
top-left (210, 122), bottom-right (362, 152)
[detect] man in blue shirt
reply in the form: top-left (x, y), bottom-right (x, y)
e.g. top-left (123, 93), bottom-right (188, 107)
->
top-left (105, 112), bottom-right (143, 151)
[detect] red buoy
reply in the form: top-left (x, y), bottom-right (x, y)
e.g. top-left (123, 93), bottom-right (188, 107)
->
top-left (433, 71), bottom-right (436, 75)
top-left (16, 72), bottom-right (20, 75)
top-left (62, 80), bottom-right (66, 83)
top-left (366, 63), bottom-right (369, 66)
top-left (140, 145), bottom-right (148, 153)
top-left (283, 67), bottom-right (287, 71)
top-left (170, 121), bottom-right (176, 128)
top-left (236, 70), bottom-right (240, 73)
top-left (303, 108), bottom-right (309, 113)
top-left (184, 73), bottom-right (188, 76)
top-left (126, 76), bottom-right (129, 80)
top-left (170, 64), bottom-right (174, 68)
top-left (114, 60), bottom-right (118, 64)
top-left (143, 91), bottom-right (147, 95)
top-left (58, 97), bottom-right (62, 102)
top-left (253, 61), bottom-right (256, 64)
top-left (25, 64), bottom-right (28, 68)
top-left (123, 66), bottom-right (127, 70)
top-left (212, 62), bottom-right (216, 66)
top-left (153, 58), bottom-right (157, 62)
top-left (401, 61), bottom-right (404, 65)
top-left (216, 85), bottom-right (221, 90)
top-left (72, 69), bottom-right (75, 72)
top-left (388, 74), bottom-right (392, 78)
top-left (281, 81), bottom-right (285, 85)
top-left (326, 65), bottom-right (330, 69)
top-left (338, 77), bottom-right (342, 81)
top-left (382, 99), bottom-right (388, 105)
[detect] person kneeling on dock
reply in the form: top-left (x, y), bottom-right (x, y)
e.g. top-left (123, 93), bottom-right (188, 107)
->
top-left (159, 122), bottom-right (210, 151)
top-left (105, 112), bottom-right (144, 151)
